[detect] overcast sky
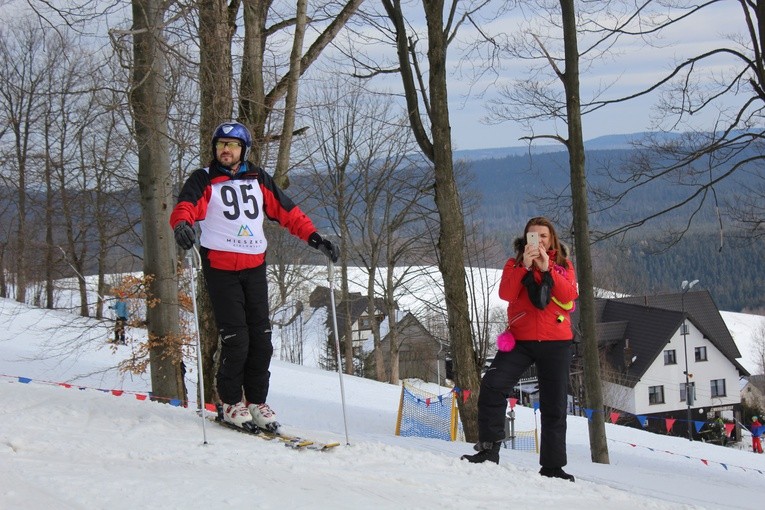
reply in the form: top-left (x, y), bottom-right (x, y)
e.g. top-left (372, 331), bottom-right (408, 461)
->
top-left (3, 1), bottom-right (747, 151)
top-left (445, 1), bottom-right (747, 150)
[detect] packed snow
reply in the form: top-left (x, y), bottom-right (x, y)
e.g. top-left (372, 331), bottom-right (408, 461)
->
top-left (1, 295), bottom-right (764, 509)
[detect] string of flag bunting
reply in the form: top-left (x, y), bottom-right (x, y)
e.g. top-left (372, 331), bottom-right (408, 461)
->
top-left (0, 372), bottom-right (219, 412)
top-left (408, 386), bottom-right (763, 475)
top-left (405, 386), bottom-right (470, 407)
top-left (452, 386), bottom-right (738, 438)
top-left (4, 373), bottom-right (762, 475)
top-left (609, 437), bottom-right (764, 476)
top-left (584, 407), bottom-right (737, 438)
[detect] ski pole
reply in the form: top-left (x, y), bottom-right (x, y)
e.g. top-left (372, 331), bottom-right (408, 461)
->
top-left (327, 259), bottom-right (351, 445)
top-left (188, 245), bottom-right (208, 445)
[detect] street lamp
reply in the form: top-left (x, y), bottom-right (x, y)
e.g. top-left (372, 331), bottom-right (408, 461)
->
top-left (681, 279), bottom-right (699, 441)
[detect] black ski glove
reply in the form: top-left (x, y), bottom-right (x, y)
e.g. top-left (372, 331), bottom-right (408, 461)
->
top-left (174, 222), bottom-right (196, 251)
top-left (308, 232), bottom-right (339, 263)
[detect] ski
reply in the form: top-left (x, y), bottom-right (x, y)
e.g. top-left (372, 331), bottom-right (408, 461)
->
top-left (209, 412), bottom-right (340, 452)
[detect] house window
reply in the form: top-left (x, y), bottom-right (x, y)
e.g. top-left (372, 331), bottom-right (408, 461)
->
top-left (695, 346), bottom-right (708, 362)
top-left (649, 385), bottom-right (665, 405)
top-left (680, 382), bottom-right (695, 402)
top-left (663, 350), bottom-right (677, 365)
top-left (711, 379), bottom-right (726, 398)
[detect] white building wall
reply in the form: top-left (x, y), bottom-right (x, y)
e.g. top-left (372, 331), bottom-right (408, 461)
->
top-left (632, 321), bottom-right (740, 416)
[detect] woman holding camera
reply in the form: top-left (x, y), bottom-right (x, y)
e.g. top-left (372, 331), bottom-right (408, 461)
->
top-left (461, 216), bottom-right (579, 482)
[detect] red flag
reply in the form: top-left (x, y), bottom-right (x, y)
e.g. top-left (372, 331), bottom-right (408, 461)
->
top-left (135, 394), bottom-right (147, 401)
top-left (462, 390), bottom-right (471, 403)
top-left (111, 390), bottom-right (124, 396)
top-left (665, 418), bottom-right (676, 433)
top-left (508, 397), bottom-right (518, 409)
top-left (724, 423), bottom-right (735, 437)
top-left (205, 402), bottom-right (217, 412)
top-left (610, 412), bottom-right (620, 424)
top-left (59, 383), bottom-right (72, 389)
top-left (425, 398), bottom-right (431, 407)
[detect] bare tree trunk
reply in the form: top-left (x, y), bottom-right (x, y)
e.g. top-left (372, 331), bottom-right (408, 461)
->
top-left (560, 0), bottom-right (609, 464)
top-left (338, 191), bottom-right (354, 375)
top-left (43, 122), bottom-right (55, 309)
top-left (131, 0), bottom-right (185, 402)
top-left (368, 270), bottom-right (386, 382)
top-left (0, 246), bottom-right (6, 297)
top-left (240, 0), bottom-right (270, 165)
top-left (93, 165), bottom-right (109, 319)
top-left (196, 0), bottom-right (238, 407)
top-left (380, 0), bottom-right (481, 439)
top-left (386, 261), bottom-right (399, 384)
top-left (424, 1), bottom-right (480, 442)
top-left (199, 0), bottom-right (235, 150)
top-left (240, 0), bottom-right (363, 171)
top-left (57, 134), bottom-right (88, 317)
top-left (273, 0), bottom-right (306, 188)
top-left (14, 111), bottom-right (28, 306)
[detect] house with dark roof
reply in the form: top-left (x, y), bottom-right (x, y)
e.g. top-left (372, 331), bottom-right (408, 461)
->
top-left (585, 290), bottom-right (749, 435)
top-left (309, 285), bottom-right (388, 357)
top-left (370, 311), bottom-right (445, 384)
top-left (741, 375), bottom-right (765, 411)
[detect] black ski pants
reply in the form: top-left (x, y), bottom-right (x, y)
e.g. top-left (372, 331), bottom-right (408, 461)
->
top-left (477, 340), bottom-right (572, 468)
top-left (114, 317), bottom-right (127, 343)
top-left (202, 259), bottom-right (273, 406)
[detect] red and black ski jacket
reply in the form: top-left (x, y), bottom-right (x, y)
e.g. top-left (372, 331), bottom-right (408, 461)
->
top-left (170, 163), bottom-right (317, 271)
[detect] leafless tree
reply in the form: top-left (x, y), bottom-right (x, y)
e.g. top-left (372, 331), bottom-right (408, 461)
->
top-left (343, 0), bottom-right (487, 442)
top-left (42, 36), bottom-right (110, 317)
top-left (193, 0), bottom-right (365, 400)
top-left (301, 76), bottom-right (368, 375)
top-left (300, 75), bottom-right (440, 382)
top-left (358, 149), bottom-right (434, 384)
top-left (567, 2), bottom-right (765, 244)
top-left (84, 58), bottom-right (142, 318)
top-left (463, 220), bottom-right (504, 366)
top-left (751, 320), bottom-right (765, 376)
top-left (480, 0), bottom-right (610, 463)
top-left (0, 18), bottom-right (54, 304)
top-left (237, 0), bottom-right (365, 184)
top-left (127, 0), bottom-right (185, 402)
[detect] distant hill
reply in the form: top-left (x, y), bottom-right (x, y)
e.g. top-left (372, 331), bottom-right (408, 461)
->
top-left (454, 131), bottom-right (732, 161)
top-left (454, 133), bottom-right (763, 312)
top-left (453, 131), bottom-right (674, 161)
top-left (3, 131), bottom-right (760, 312)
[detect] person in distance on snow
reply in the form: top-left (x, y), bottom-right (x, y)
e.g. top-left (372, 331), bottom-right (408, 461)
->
top-left (461, 216), bottom-right (578, 482)
top-left (751, 416), bottom-right (763, 454)
top-left (108, 293), bottom-right (129, 345)
top-left (170, 121), bottom-right (338, 431)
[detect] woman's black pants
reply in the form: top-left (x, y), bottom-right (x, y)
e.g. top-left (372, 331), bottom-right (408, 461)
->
top-left (477, 340), bottom-right (572, 468)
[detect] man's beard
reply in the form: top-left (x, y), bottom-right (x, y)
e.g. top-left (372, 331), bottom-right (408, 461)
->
top-left (216, 158), bottom-right (240, 171)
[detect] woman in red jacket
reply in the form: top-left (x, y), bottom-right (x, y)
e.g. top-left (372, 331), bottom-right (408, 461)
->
top-left (462, 217), bottom-right (578, 482)
top-left (170, 122), bottom-right (338, 431)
